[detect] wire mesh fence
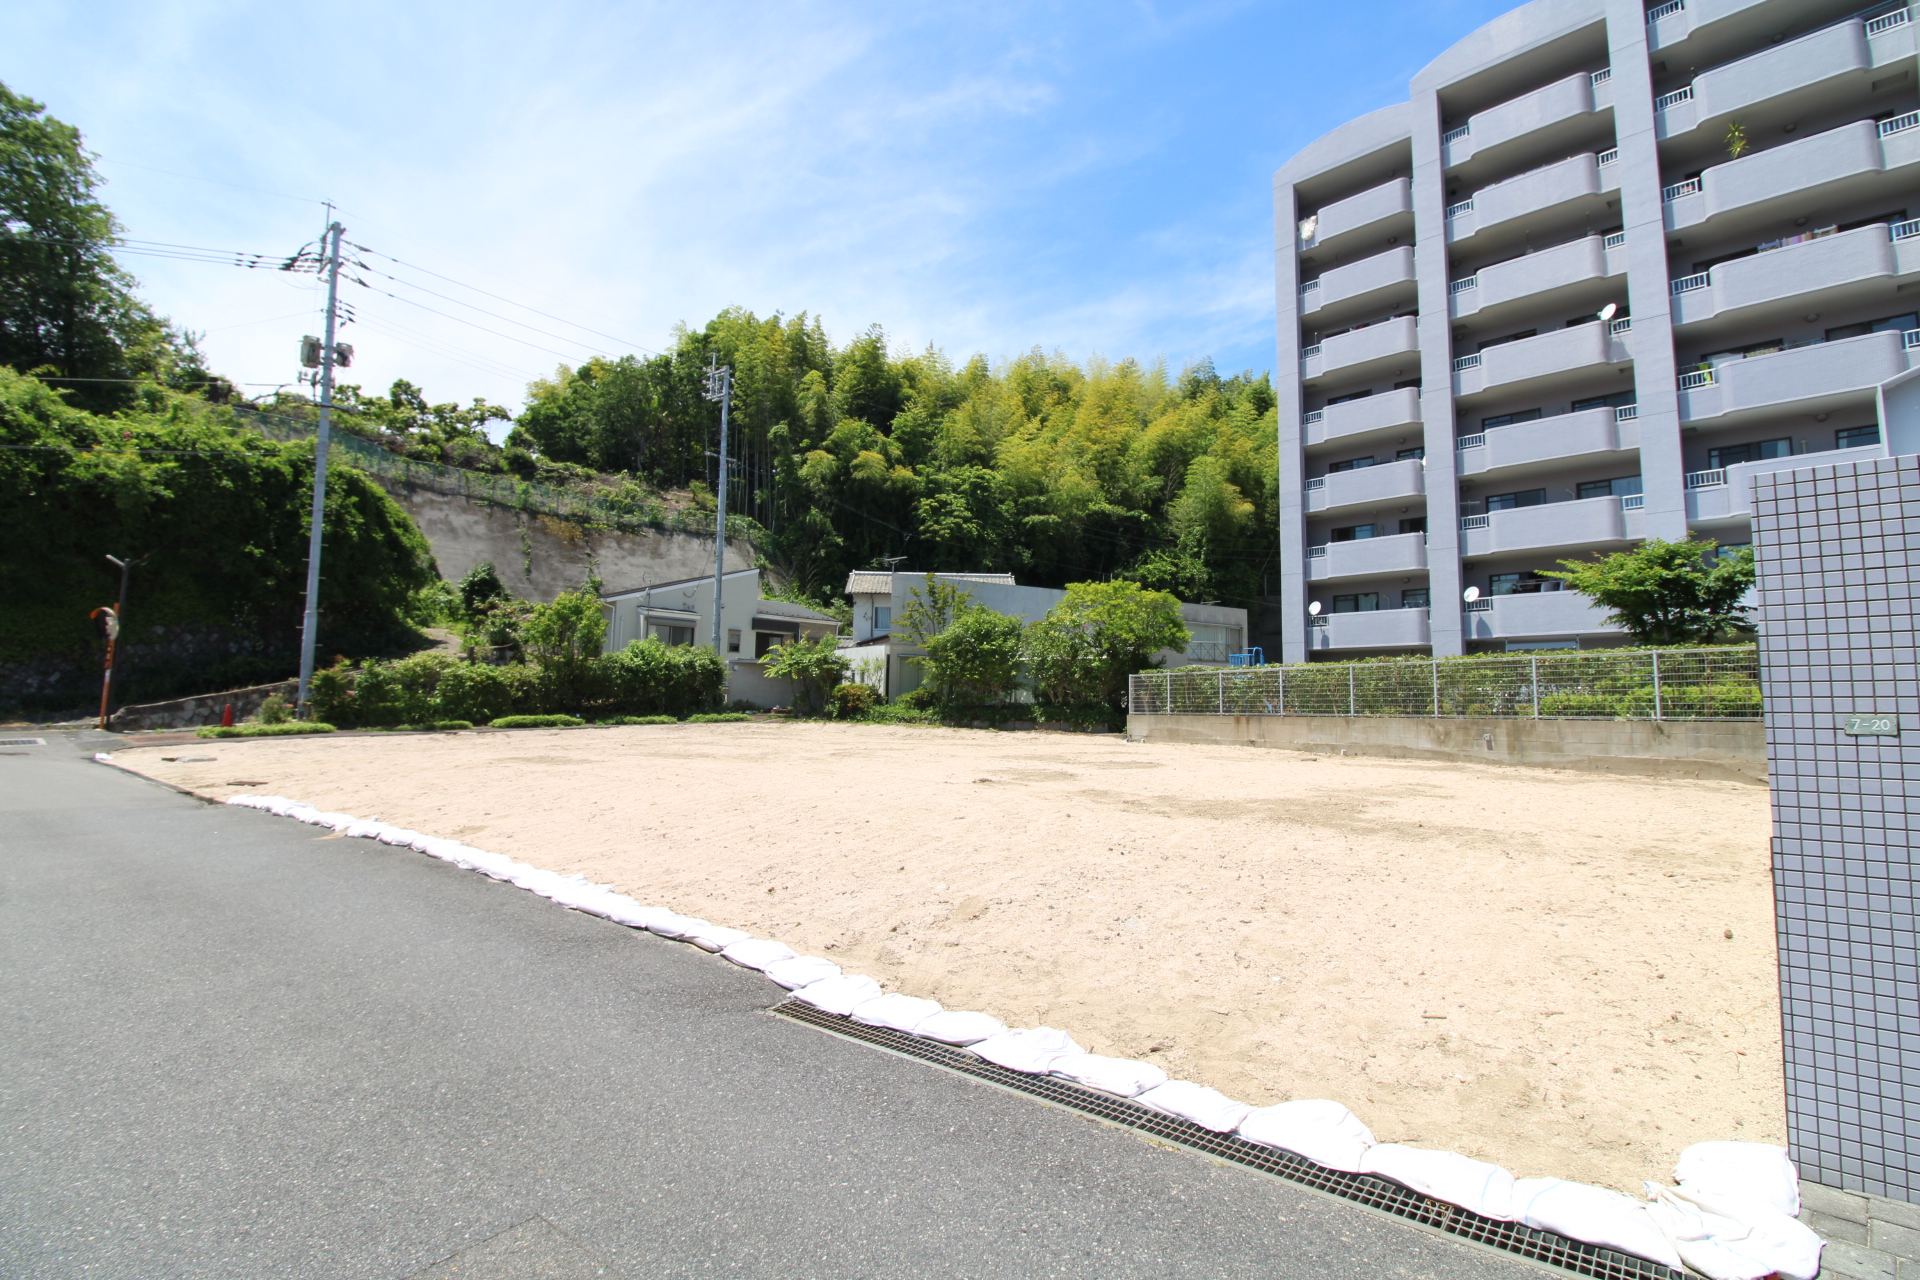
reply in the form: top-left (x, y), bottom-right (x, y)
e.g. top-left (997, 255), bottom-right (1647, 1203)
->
top-left (1130, 646), bottom-right (1761, 722)
top-left (233, 408), bottom-right (756, 543)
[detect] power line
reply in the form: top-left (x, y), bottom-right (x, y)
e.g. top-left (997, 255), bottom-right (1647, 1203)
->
top-left (347, 260), bottom-right (624, 360)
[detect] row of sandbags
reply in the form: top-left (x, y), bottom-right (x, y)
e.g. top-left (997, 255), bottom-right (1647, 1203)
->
top-left (222, 792), bottom-right (1823, 1280)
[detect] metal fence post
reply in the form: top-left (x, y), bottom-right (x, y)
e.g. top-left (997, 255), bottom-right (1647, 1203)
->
top-left (1431, 659), bottom-right (1440, 717)
top-left (1277, 665), bottom-right (1286, 716)
top-left (1531, 655), bottom-right (1540, 718)
top-left (1165, 670), bottom-right (1174, 714)
top-left (1348, 663), bottom-right (1356, 716)
top-left (1651, 650), bottom-right (1663, 721)
top-left (1217, 670), bottom-right (1225, 715)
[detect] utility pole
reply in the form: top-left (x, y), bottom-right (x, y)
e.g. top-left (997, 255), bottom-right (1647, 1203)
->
top-left (702, 355), bottom-right (733, 655)
top-left (295, 218), bottom-right (345, 717)
top-left (91, 553), bottom-right (146, 730)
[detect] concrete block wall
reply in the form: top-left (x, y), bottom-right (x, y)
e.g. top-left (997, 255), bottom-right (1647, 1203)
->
top-left (1753, 455), bottom-right (1920, 1204)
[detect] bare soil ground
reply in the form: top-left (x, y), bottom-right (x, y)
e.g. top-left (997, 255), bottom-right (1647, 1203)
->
top-left (122, 721), bottom-right (1783, 1192)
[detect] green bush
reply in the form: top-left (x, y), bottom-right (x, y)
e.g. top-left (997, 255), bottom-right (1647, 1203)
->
top-left (488, 714), bottom-right (586, 728)
top-left (597, 714), bottom-right (678, 726)
top-left (685, 712), bottom-right (753, 723)
top-left (196, 722), bottom-right (336, 738)
top-left (392, 719), bottom-right (473, 731)
top-left (862, 702), bottom-right (940, 725)
top-left (827, 683), bottom-right (879, 719)
top-left (257, 693), bottom-right (291, 724)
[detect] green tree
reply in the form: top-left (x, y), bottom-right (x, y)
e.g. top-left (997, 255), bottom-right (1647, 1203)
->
top-left (894, 573), bottom-right (976, 648)
top-left (1024, 580), bottom-right (1188, 710)
top-left (457, 561), bottom-right (508, 618)
top-left (921, 606), bottom-right (1025, 705)
top-left (522, 589), bottom-right (609, 707)
top-left (761, 633), bottom-right (848, 711)
top-left (1542, 538), bottom-right (1755, 645)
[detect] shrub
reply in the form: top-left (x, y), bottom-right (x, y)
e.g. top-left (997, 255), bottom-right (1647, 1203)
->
top-left (1026, 580), bottom-right (1188, 711)
top-left (761, 635), bottom-right (848, 712)
top-left (827, 682), bottom-right (879, 719)
top-left (393, 720), bottom-right (474, 731)
top-left (597, 714), bottom-right (678, 726)
top-left (920, 607), bottom-right (1024, 704)
top-left (894, 684), bottom-right (940, 710)
top-left (257, 693), bottom-right (291, 724)
top-left (600, 638), bottom-right (726, 718)
top-left (488, 714), bottom-right (585, 728)
top-left (685, 712), bottom-right (753, 723)
top-left (196, 722), bottom-right (336, 738)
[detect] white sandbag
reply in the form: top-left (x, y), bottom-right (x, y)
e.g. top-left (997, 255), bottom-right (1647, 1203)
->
top-left (1235, 1099), bottom-right (1376, 1173)
top-left (343, 819), bottom-right (387, 839)
top-left (1132, 1080), bottom-right (1253, 1133)
top-left (681, 924), bottom-right (752, 952)
top-left (851, 993), bottom-right (943, 1033)
top-left (644, 913), bottom-right (708, 940)
top-left (313, 813), bottom-right (357, 830)
top-left (413, 837), bottom-right (465, 860)
top-left (377, 827), bottom-right (423, 846)
top-left (719, 938), bottom-right (797, 970)
top-left (1673, 1141), bottom-right (1801, 1218)
top-left (1644, 1183), bottom-right (1822, 1280)
top-left (596, 899), bottom-right (673, 930)
top-left (1511, 1178), bottom-right (1683, 1271)
top-left (911, 1010), bottom-right (1007, 1046)
top-left (262, 797), bottom-right (300, 816)
top-left (763, 955), bottom-right (841, 990)
top-left (1049, 1053), bottom-right (1167, 1098)
top-left (1359, 1144), bottom-right (1517, 1221)
top-left (224, 794), bottom-right (257, 806)
top-left (791, 974), bottom-right (883, 1015)
top-left (971, 1027), bottom-right (1085, 1075)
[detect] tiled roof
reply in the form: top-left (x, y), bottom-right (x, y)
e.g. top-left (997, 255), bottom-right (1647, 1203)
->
top-left (843, 570), bottom-right (1018, 595)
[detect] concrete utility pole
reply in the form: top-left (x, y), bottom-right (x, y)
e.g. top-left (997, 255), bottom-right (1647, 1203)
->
top-left (295, 219), bottom-right (345, 717)
top-left (702, 355), bottom-right (733, 655)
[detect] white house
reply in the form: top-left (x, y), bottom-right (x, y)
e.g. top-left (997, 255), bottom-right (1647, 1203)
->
top-left (840, 570), bottom-right (1250, 699)
top-left (599, 569), bottom-right (839, 708)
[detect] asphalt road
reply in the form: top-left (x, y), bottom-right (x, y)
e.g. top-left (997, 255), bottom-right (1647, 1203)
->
top-left (0, 733), bottom-right (1539, 1279)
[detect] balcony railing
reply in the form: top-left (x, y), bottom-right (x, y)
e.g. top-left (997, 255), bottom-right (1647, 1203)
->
top-left (1610, 316), bottom-right (1634, 334)
top-left (1453, 353), bottom-right (1482, 371)
top-left (1301, 344), bottom-right (1322, 359)
top-left (1646, 0), bottom-right (1684, 21)
top-left (1305, 477), bottom-right (1326, 490)
top-left (1464, 598), bottom-right (1494, 613)
top-left (1302, 409), bottom-right (1325, 425)
top-left (1671, 272), bottom-right (1710, 294)
top-left (1894, 218), bottom-right (1920, 240)
top-left (1457, 433), bottom-right (1487, 449)
top-left (1591, 68), bottom-right (1613, 86)
top-left (1300, 280), bottom-right (1321, 295)
top-left (1906, 328), bottom-right (1920, 349)
top-left (1663, 178), bottom-right (1702, 201)
top-left (1880, 111), bottom-right (1920, 137)
top-left (1307, 545), bottom-right (1328, 558)
top-left (1621, 493), bottom-right (1645, 510)
top-left (1443, 124), bottom-right (1471, 144)
top-left (1615, 404), bottom-right (1639, 421)
top-left (1654, 86), bottom-right (1694, 111)
top-left (1450, 276), bottom-right (1479, 294)
top-left (1604, 231), bottom-right (1627, 248)
top-left (1461, 514), bottom-right (1491, 529)
top-left (1597, 147), bottom-right (1619, 167)
top-left (1685, 468), bottom-right (1728, 488)
top-left (1445, 199), bottom-right (1474, 219)
top-left (1867, 7), bottom-right (1913, 35)
top-left (1678, 368), bottom-right (1716, 389)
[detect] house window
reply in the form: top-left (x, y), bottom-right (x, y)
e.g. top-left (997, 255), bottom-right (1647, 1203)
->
top-left (1837, 425), bottom-right (1881, 450)
top-left (1482, 408), bottom-right (1542, 430)
top-left (1331, 592), bottom-right (1380, 613)
top-left (1398, 516), bottom-right (1427, 535)
top-left (754, 631), bottom-right (792, 660)
top-left (873, 605), bottom-right (892, 634)
top-left (1330, 523), bottom-right (1377, 541)
top-left (1327, 455), bottom-right (1376, 472)
top-left (1484, 489), bottom-right (1546, 511)
top-left (1402, 587), bottom-right (1431, 609)
top-left (726, 629), bottom-right (742, 653)
top-left (650, 624), bottom-right (694, 646)
top-left (1577, 475), bottom-right (1642, 499)
top-left (1396, 446), bottom-right (1425, 460)
top-left (1708, 439), bottom-right (1791, 468)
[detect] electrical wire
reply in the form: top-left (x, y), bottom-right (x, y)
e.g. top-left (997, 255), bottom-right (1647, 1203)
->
top-left (347, 259), bottom-right (623, 360)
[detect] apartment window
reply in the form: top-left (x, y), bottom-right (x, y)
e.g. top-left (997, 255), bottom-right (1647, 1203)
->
top-left (1327, 455), bottom-right (1377, 473)
top-left (1572, 391), bottom-right (1636, 412)
top-left (1836, 209), bottom-right (1908, 234)
top-left (1393, 378), bottom-right (1423, 390)
top-left (1402, 588), bottom-right (1431, 609)
top-left (1708, 438), bottom-right (1791, 468)
top-left (1837, 425), bottom-right (1881, 450)
top-left (1398, 517), bottom-right (1427, 535)
top-left (1482, 408), bottom-right (1542, 429)
top-left (1396, 446), bottom-right (1425, 461)
top-left (1825, 313), bottom-right (1918, 342)
top-left (1506, 639), bottom-right (1577, 651)
top-left (1327, 389), bottom-right (1374, 405)
top-left (1577, 475), bottom-right (1642, 499)
top-left (1489, 572), bottom-right (1529, 596)
top-left (1330, 523), bottom-right (1377, 541)
top-left (873, 605), bottom-right (892, 633)
top-left (726, 628), bottom-right (742, 654)
top-left (1331, 592), bottom-right (1380, 613)
top-left (1484, 489), bottom-right (1546, 511)
top-left (1478, 328), bottom-right (1537, 352)
top-left (1710, 543), bottom-right (1752, 561)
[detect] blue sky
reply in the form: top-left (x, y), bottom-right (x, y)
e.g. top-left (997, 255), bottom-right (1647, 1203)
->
top-left (12, 0), bottom-right (1512, 420)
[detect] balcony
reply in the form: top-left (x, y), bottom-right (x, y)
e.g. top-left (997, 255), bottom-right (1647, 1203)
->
top-left (1670, 222), bottom-right (1920, 327)
top-left (1441, 71), bottom-right (1614, 174)
top-left (1304, 386), bottom-right (1422, 447)
top-left (1306, 531), bottom-right (1428, 581)
top-left (1677, 327), bottom-right (1916, 424)
top-left (1459, 494), bottom-right (1642, 557)
top-left (1452, 319), bottom-right (1632, 399)
top-left (1684, 442), bottom-right (1892, 520)
top-left (1647, 0), bottom-right (1812, 53)
top-left (1464, 590), bottom-right (1623, 641)
top-left (1449, 233), bottom-right (1627, 322)
top-left (1301, 246), bottom-right (1417, 321)
top-left (1653, 12), bottom-right (1915, 142)
top-left (1303, 315), bottom-right (1420, 384)
top-left (1445, 152), bottom-right (1619, 245)
top-left (1664, 118), bottom-right (1920, 234)
top-left (1456, 405), bottom-right (1638, 477)
top-left (1302, 177), bottom-right (1413, 258)
top-left (1308, 607), bottom-right (1432, 652)
top-left (1305, 457), bottom-right (1425, 514)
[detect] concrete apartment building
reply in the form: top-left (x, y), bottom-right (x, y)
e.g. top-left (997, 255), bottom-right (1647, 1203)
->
top-left (1273, 0), bottom-right (1920, 662)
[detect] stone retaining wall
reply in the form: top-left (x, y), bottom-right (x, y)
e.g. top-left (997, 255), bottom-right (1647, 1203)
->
top-left (109, 679), bottom-right (298, 731)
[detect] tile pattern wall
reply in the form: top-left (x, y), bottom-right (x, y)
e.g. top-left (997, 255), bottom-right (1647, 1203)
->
top-left (1754, 456), bottom-right (1920, 1202)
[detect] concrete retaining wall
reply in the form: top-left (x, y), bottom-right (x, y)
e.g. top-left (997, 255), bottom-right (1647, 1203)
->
top-left (1127, 713), bottom-right (1767, 783)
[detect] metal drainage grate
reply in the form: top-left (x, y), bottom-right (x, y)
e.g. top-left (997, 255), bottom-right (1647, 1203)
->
top-left (0, 738), bottom-right (46, 746)
top-left (772, 1001), bottom-right (1683, 1280)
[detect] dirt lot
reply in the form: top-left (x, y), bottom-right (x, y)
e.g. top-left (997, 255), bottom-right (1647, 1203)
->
top-left (122, 721), bottom-right (1783, 1192)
